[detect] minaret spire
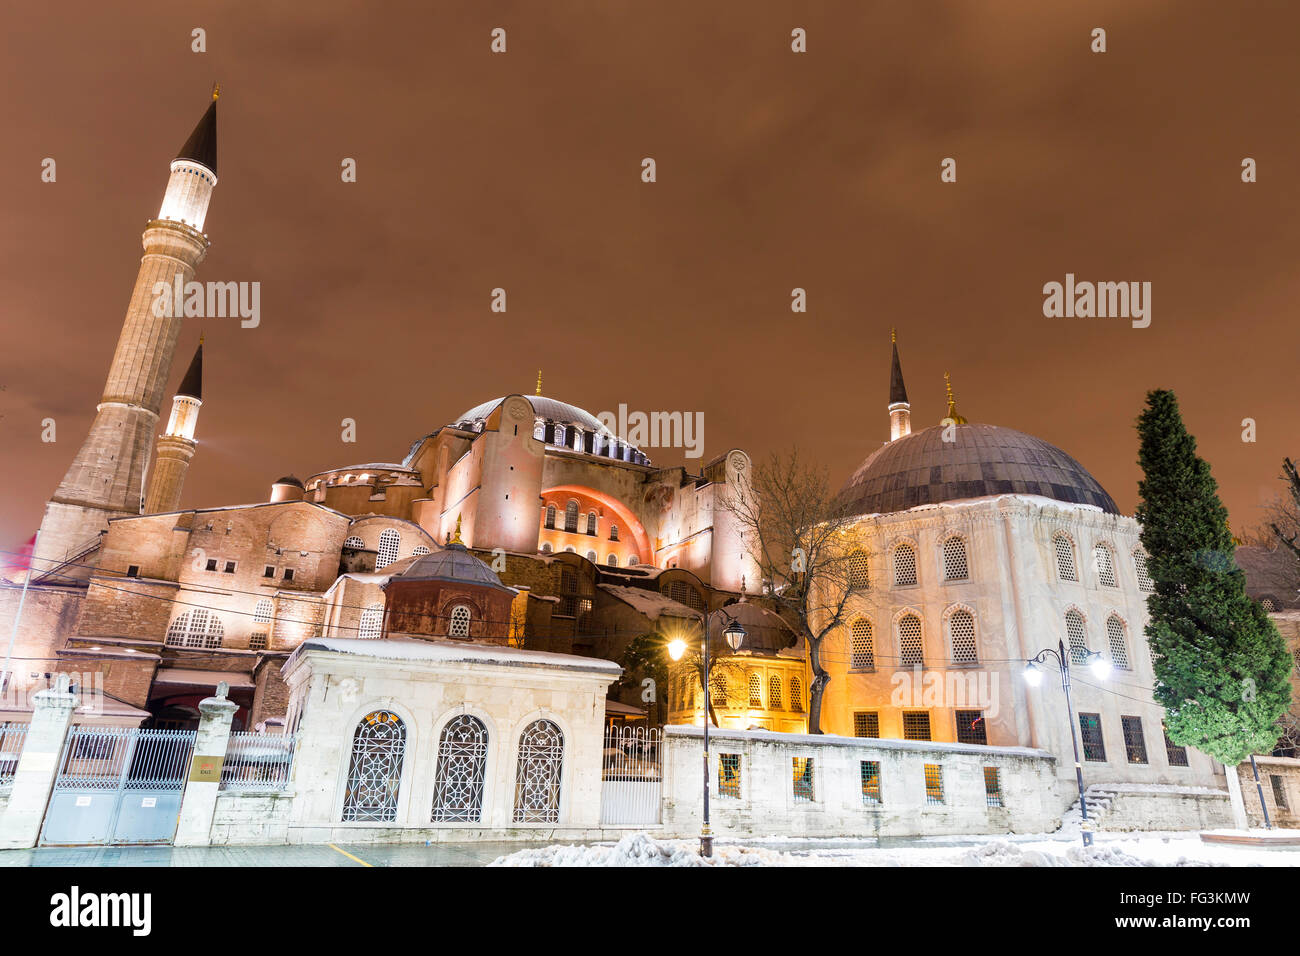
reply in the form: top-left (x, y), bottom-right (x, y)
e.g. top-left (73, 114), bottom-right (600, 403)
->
top-left (943, 371), bottom-right (968, 425)
top-left (145, 341), bottom-right (204, 514)
top-left (888, 331), bottom-right (911, 441)
top-left (535, 370), bottom-right (543, 396)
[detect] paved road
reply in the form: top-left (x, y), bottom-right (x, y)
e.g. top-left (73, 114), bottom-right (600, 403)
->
top-left (0, 841), bottom-right (548, 867)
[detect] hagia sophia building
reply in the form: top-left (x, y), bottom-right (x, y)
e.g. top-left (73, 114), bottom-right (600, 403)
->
top-left (1, 90), bottom-right (1255, 798)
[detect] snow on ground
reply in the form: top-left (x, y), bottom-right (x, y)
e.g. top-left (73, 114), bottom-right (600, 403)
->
top-left (489, 830), bottom-right (1300, 867)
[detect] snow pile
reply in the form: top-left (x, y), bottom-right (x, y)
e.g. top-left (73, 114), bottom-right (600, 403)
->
top-left (490, 832), bottom-right (786, 867)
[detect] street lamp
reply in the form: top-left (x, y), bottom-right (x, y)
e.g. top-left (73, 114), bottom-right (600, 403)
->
top-left (1023, 639), bottom-right (1110, 848)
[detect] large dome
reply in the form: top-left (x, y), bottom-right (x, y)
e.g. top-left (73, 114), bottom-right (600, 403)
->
top-left (451, 395), bottom-right (615, 438)
top-left (839, 423), bottom-right (1118, 516)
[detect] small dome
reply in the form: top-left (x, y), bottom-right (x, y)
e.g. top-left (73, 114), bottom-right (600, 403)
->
top-left (708, 601), bottom-right (797, 656)
top-left (273, 475), bottom-right (305, 488)
top-left (391, 544), bottom-right (513, 592)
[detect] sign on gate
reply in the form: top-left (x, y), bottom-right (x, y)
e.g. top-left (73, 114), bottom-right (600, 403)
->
top-left (40, 727), bottom-right (196, 846)
top-left (600, 726), bottom-right (663, 825)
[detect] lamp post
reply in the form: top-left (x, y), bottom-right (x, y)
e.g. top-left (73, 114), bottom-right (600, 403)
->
top-left (667, 608), bottom-right (746, 858)
top-left (1023, 639), bottom-right (1111, 848)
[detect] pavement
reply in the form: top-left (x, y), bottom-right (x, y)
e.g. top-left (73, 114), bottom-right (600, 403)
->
top-left (0, 841), bottom-right (550, 867)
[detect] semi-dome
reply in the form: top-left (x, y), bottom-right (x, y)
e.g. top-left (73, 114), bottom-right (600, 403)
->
top-left (390, 543), bottom-right (515, 593)
top-left (839, 423), bottom-right (1118, 516)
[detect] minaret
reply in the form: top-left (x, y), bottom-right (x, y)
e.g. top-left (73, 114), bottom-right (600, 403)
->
top-left (33, 88), bottom-right (219, 573)
top-left (888, 329), bottom-right (911, 441)
top-left (144, 339), bottom-right (203, 514)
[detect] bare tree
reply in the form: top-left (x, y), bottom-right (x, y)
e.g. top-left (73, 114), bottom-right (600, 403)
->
top-left (728, 448), bottom-right (866, 734)
top-left (1270, 458), bottom-right (1300, 562)
top-left (669, 654), bottom-right (749, 728)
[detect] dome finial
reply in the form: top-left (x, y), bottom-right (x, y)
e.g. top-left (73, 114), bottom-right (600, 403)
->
top-left (535, 370), bottom-right (542, 396)
top-left (212, 82), bottom-right (220, 102)
top-left (891, 327), bottom-right (896, 344)
top-left (943, 371), bottom-right (968, 425)
top-left (451, 514), bottom-right (464, 545)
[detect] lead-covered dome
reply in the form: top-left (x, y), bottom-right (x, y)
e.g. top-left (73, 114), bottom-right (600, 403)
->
top-left (390, 543), bottom-right (515, 592)
top-left (839, 423), bottom-right (1118, 516)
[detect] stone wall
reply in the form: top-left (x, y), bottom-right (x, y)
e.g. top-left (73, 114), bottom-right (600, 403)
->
top-left (208, 790), bottom-right (295, 845)
top-left (1084, 783), bottom-right (1232, 831)
top-left (1236, 756), bottom-right (1300, 829)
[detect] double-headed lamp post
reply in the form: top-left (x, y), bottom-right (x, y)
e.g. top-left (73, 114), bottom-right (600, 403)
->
top-left (1023, 639), bottom-right (1111, 848)
top-left (667, 609), bottom-right (746, 858)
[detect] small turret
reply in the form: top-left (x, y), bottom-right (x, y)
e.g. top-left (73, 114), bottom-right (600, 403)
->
top-left (271, 475), bottom-right (306, 503)
top-left (888, 329), bottom-right (911, 441)
top-left (143, 340), bottom-right (203, 514)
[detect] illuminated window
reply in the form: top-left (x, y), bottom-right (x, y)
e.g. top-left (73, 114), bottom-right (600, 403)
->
top-left (948, 609), bottom-right (977, 665)
top-left (586, 512), bottom-right (598, 535)
top-left (344, 535), bottom-right (364, 549)
top-left (1133, 550), bottom-right (1154, 592)
top-left (748, 673), bottom-right (762, 708)
top-left (1261, 597), bottom-right (1278, 612)
top-left (1053, 533), bottom-right (1077, 582)
top-left (1065, 608), bottom-right (1088, 664)
top-left (956, 709), bottom-right (986, 745)
top-left (903, 711), bottom-right (931, 741)
top-left (253, 599), bottom-right (273, 624)
top-left (984, 767), bottom-right (1002, 807)
top-left (942, 536), bottom-right (968, 581)
top-left (710, 672), bottom-right (727, 706)
top-left (893, 542), bottom-right (917, 587)
top-left (1106, 614), bottom-right (1130, 670)
top-left (1094, 543), bottom-right (1117, 587)
top-left (853, 712), bottom-right (879, 738)
top-left (718, 754), bottom-right (742, 799)
top-left (448, 605), bottom-right (472, 638)
top-left (564, 500), bottom-right (579, 533)
top-left (376, 529), bottom-right (400, 570)
top-left (792, 757), bottom-right (815, 802)
top-left (768, 675), bottom-right (783, 710)
top-left (923, 764), bottom-right (944, 804)
top-left (544, 504), bottom-right (556, 530)
top-left (848, 550), bottom-right (869, 589)
top-left (861, 761), bottom-right (882, 804)
top-left (358, 603), bottom-right (384, 640)
top-left (898, 614), bottom-right (924, 667)
top-left (789, 677), bottom-right (804, 713)
top-left (165, 608), bottom-right (224, 649)
top-left (850, 619), bottom-right (874, 669)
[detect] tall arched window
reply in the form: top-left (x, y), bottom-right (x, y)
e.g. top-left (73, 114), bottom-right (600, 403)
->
top-left (585, 550), bottom-right (597, 562)
top-left (431, 714), bottom-right (489, 823)
top-left (448, 605), bottom-right (472, 638)
top-left (533, 420), bottom-right (546, 441)
top-left (710, 672), bottom-right (728, 706)
top-left (358, 603), bottom-right (384, 640)
top-left (564, 500), bottom-right (579, 533)
top-left (748, 673), bottom-right (763, 708)
top-left (850, 619), bottom-right (874, 670)
top-left (790, 677), bottom-right (804, 713)
top-left (1106, 614), bottom-right (1130, 670)
top-left (1053, 533), bottom-right (1078, 582)
top-left (544, 504), bottom-right (556, 530)
top-left (948, 608), bottom-right (977, 665)
top-left (609, 524), bottom-right (620, 542)
top-left (513, 719), bottom-right (564, 823)
top-left (893, 542), bottom-right (917, 587)
top-left (898, 613), bottom-right (924, 666)
top-left (942, 536), bottom-right (969, 581)
top-left (607, 554), bottom-right (618, 567)
top-left (1094, 543), bottom-right (1117, 587)
top-left (848, 550), bottom-right (870, 590)
top-left (540, 543), bottom-right (552, 554)
top-left (166, 608), bottom-right (224, 649)
top-left (1065, 608), bottom-right (1089, 664)
top-left (554, 425), bottom-right (567, 448)
top-left (629, 555), bottom-right (639, 566)
top-left (252, 599), bottom-right (273, 624)
top-left (376, 529), bottom-right (400, 570)
top-left (586, 512), bottom-right (598, 535)
top-left (1133, 550), bottom-right (1154, 592)
top-left (342, 710), bottom-right (406, 822)
top-left (768, 675), bottom-right (783, 710)
top-left (343, 535), bottom-right (364, 549)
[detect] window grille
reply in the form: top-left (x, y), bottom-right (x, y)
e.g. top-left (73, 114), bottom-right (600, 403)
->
top-left (629, 555), bottom-right (639, 566)
top-left (850, 619), bottom-right (874, 669)
top-left (949, 609), bottom-right (977, 664)
top-left (610, 525), bottom-right (619, 542)
top-left (983, 767), bottom-right (1003, 807)
top-left (942, 536), bottom-right (969, 581)
top-left (586, 550), bottom-right (597, 562)
top-left (893, 542), bottom-right (917, 586)
top-left (607, 555), bottom-right (618, 567)
top-left (666, 580), bottom-right (705, 611)
top-left (1106, 615), bottom-right (1130, 670)
top-left (1065, 609), bottom-right (1088, 664)
top-left (790, 677), bottom-right (804, 713)
top-left (792, 758), bottom-right (815, 802)
top-left (853, 712), bottom-right (880, 738)
top-left (554, 425), bottom-right (566, 448)
top-left (1163, 725), bottom-right (1189, 767)
top-left (860, 761), bottom-right (882, 805)
top-left (166, 608), bottom-right (224, 649)
top-left (448, 605), bottom-right (472, 638)
top-left (956, 709), bottom-right (987, 746)
top-left (431, 715), bottom-right (488, 822)
top-left (540, 543), bottom-right (552, 553)
top-left (1293, 649), bottom-right (1300, 675)
top-left (1133, 550), bottom-right (1153, 591)
top-left (586, 512), bottom-right (598, 535)
top-left (923, 764), bottom-right (944, 804)
top-left (342, 710), bottom-right (406, 822)
top-left (513, 719), bottom-right (564, 823)
top-left (768, 676), bottom-right (783, 710)
top-left (718, 753), bottom-right (742, 799)
top-left (1078, 712), bottom-right (1106, 762)
top-left (748, 673), bottom-right (762, 708)
top-left (253, 599), bottom-right (273, 624)
top-left (249, 631), bottom-right (268, 652)
top-left (376, 529), bottom-right (400, 570)
top-left (557, 569), bottom-right (579, 617)
top-left (344, 535), bottom-right (364, 550)
top-left (710, 672), bottom-right (728, 706)
top-left (898, 614), bottom-right (924, 666)
top-left (1271, 775), bottom-right (1289, 810)
top-left (848, 550), bottom-right (870, 589)
top-left (544, 504), bottom-right (556, 530)
top-left (1094, 544), bottom-right (1117, 587)
top-left (903, 711), bottom-right (931, 741)
top-left (564, 500), bottom-right (579, 533)
top-left (358, 603), bottom-right (384, 640)
top-left (1053, 533), bottom-right (1077, 581)
top-left (413, 546), bottom-right (431, 557)
top-left (1120, 715), bottom-right (1148, 764)
top-left (1262, 597), bottom-right (1278, 612)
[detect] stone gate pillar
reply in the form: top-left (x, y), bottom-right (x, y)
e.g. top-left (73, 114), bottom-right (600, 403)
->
top-left (0, 677), bottom-right (78, 849)
top-left (174, 682), bottom-right (238, 847)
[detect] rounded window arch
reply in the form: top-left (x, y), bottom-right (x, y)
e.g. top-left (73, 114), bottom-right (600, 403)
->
top-left (431, 714), bottom-right (489, 823)
top-left (628, 554), bottom-right (639, 567)
top-left (376, 528), bottom-right (401, 570)
top-left (586, 511), bottom-right (598, 535)
top-left (412, 545), bottom-right (431, 557)
top-left (789, 676), bottom-right (804, 713)
top-left (609, 524), bottom-right (620, 542)
top-left (544, 504), bottom-right (556, 530)
top-left (897, 612), bottom-right (924, 666)
top-left (768, 675), bottom-right (783, 710)
top-left (710, 672), bottom-right (728, 706)
top-left (513, 719), bottom-right (564, 823)
top-left (607, 554), bottom-right (619, 567)
top-left (1064, 607), bottom-right (1089, 663)
top-left (947, 607), bottom-right (977, 665)
top-left (1053, 532), bottom-right (1078, 582)
top-left (358, 602), bottom-right (384, 640)
top-left (343, 535), bottom-right (364, 549)
top-left (893, 541), bottom-right (917, 587)
top-left (748, 672), bottom-right (763, 708)
top-left (554, 425), bottom-right (567, 448)
top-left (1105, 613), bottom-right (1130, 670)
top-left (342, 709), bottom-right (406, 822)
top-left (252, 598), bottom-right (273, 624)
top-left (448, 604), bottom-right (472, 638)
top-left (533, 420), bottom-right (546, 441)
top-left (564, 500), bottom-right (580, 533)
top-left (166, 608), bottom-right (224, 649)
top-left (942, 536), bottom-right (969, 581)
top-left (1093, 542), bottom-right (1118, 588)
top-left (540, 542), bottom-right (553, 554)
top-left (848, 549), bottom-right (870, 589)
top-left (850, 618), bottom-right (874, 669)
top-left (1133, 549), bottom-right (1154, 592)
top-left (585, 550), bottom-right (597, 562)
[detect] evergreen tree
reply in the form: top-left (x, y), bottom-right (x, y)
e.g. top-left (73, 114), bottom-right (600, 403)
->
top-left (1135, 390), bottom-right (1292, 764)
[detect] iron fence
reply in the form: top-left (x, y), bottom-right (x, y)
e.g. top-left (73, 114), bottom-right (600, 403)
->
top-left (220, 732), bottom-right (296, 791)
top-left (0, 722), bottom-right (29, 790)
top-left (54, 726), bottom-right (194, 792)
top-left (599, 725), bottom-right (662, 825)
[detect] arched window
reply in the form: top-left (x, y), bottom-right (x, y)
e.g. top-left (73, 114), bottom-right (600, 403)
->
top-left (942, 536), bottom-right (969, 581)
top-left (768, 675), bottom-right (783, 710)
top-left (609, 524), bottom-right (620, 542)
top-left (554, 425), bottom-right (567, 448)
top-left (540, 543), bottom-right (552, 554)
top-left (850, 619), bottom-right (874, 669)
top-left (710, 672), bottom-right (728, 706)
top-left (513, 719), bottom-right (564, 823)
top-left (666, 580), bottom-right (706, 611)
top-left (585, 550), bottom-right (597, 562)
top-left (1106, 614), bottom-right (1130, 670)
top-left (448, 605), bottom-right (472, 638)
top-left (848, 550), bottom-right (870, 589)
top-left (1053, 533), bottom-right (1077, 582)
top-left (748, 673), bottom-right (763, 708)
top-left (629, 555), bottom-right (639, 566)
top-left (1094, 543), bottom-right (1117, 587)
top-left (1262, 597), bottom-right (1279, 612)
top-left (166, 608), bottom-right (224, 649)
top-left (376, 529), bottom-right (400, 570)
top-left (564, 500), bottom-right (579, 533)
top-left (898, 613), bottom-right (924, 666)
top-left (544, 504), bottom-right (556, 530)
top-left (533, 420), bottom-right (546, 441)
top-left (342, 710), bottom-right (406, 822)
top-left (586, 512), bottom-right (598, 535)
top-left (948, 608), bottom-right (977, 665)
top-left (790, 677), bottom-right (804, 713)
top-left (358, 603), bottom-right (384, 640)
top-left (431, 714), bottom-right (488, 823)
top-left (252, 599), bottom-right (273, 624)
top-left (893, 542), bottom-right (917, 587)
top-left (1065, 608), bottom-right (1089, 664)
top-left (572, 427), bottom-right (583, 451)
top-left (1133, 550), bottom-right (1154, 592)
top-left (607, 554), bottom-right (618, 567)
top-left (412, 545), bottom-right (431, 557)
top-left (343, 535), bottom-right (364, 549)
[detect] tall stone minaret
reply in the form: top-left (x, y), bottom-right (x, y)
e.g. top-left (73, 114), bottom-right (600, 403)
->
top-left (33, 89), bottom-right (219, 574)
top-left (888, 329), bottom-right (912, 441)
top-left (144, 339), bottom-right (203, 514)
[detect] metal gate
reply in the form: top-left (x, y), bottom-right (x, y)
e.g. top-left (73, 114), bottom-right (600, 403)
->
top-left (40, 726), bottom-right (195, 846)
top-left (600, 726), bottom-right (662, 825)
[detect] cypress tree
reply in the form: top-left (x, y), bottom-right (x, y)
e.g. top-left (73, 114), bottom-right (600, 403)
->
top-left (1135, 390), bottom-right (1292, 764)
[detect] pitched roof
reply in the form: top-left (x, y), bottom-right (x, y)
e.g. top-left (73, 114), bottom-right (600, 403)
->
top-left (177, 98), bottom-right (218, 176)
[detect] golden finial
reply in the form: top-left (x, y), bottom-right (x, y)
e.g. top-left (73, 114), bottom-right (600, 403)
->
top-left (891, 327), bottom-right (897, 344)
top-left (198, 333), bottom-right (205, 345)
top-left (451, 514), bottom-right (464, 545)
top-left (943, 371), bottom-right (968, 425)
top-left (212, 82), bottom-right (221, 102)
top-left (535, 370), bottom-right (543, 396)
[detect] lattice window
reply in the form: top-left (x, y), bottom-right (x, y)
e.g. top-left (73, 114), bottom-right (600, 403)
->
top-left (554, 425), bottom-right (567, 448)
top-left (956, 709), bottom-right (987, 746)
top-left (1106, 614), bottom-right (1130, 670)
top-left (342, 710), bottom-right (406, 822)
top-left (413, 546), bottom-right (431, 557)
top-left (1271, 776), bottom-right (1289, 810)
top-left (343, 535), bottom-right (364, 549)
top-left (789, 677), bottom-right (804, 713)
top-left (376, 529), bottom-right (400, 570)
top-left (513, 719), bottom-right (564, 823)
top-left (564, 500), bottom-right (579, 533)
top-left (1094, 544), bottom-right (1117, 587)
top-left (898, 614), bottom-right (924, 667)
top-left (610, 524), bottom-right (619, 542)
top-left (1262, 597), bottom-right (1278, 612)
top-left (768, 675), bottom-right (783, 710)
top-left (358, 603), bottom-right (384, 640)
top-left (249, 632), bottom-right (268, 651)
top-left (1163, 725), bottom-right (1189, 767)
top-left (448, 605), bottom-right (472, 638)
top-left (861, 760), bottom-right (882, 804)
top-left (710, 672), bottom-right (728, 706)
top-left (1078, 712), bottom-right (1106, 762)
top-left (607, 555), bottom-right (618, 567)
top-left (853, 712), bottom-right (880, 738)
top-left (629, 555), bottom-right (639, 567)
top-left (893, 542), bottom-right (917, 587)
top-left (585, 550), bottom-right (597, 562)
top-left (984, 767), bottom-right (1003, 807)
top-left (848, 550), bottom-right (870, 589)
top-left (903, 711), bottom-right (931, 741)
top-left (924, 764), bottom-right (944, 804)
top-left (718, 753), bottom-right (742, 799)
top-left (1133, 550), bottom-right (1153, 592)
top-left (850, 618), bottom-right (874, 669)
top-left (1121, 715), bottom-right (1148, 764)
top-left (166, 608), bottom-right (224, 649)
top-left (253, 599), bottom-right (273, 624)
top-left (1053, 533), bottom-right (1077, 581)
top-left (586, 512), bottom-right (598, 535)
top-left (431, 715), bottom-right (488, 823)
top-left (666, 580), bottom-right (706, 611)
top-left (540, 543), bottom-right (552, 553)
top-left (1065, 608), bottom-right (1089, 664)
top-left (792, 757), bottom-right (815, 802)
top-left (942, 536), bottom-right (969, 581)
top-left (748, 673), bottom-right (762, 708)
top-left (948, 609), bottom-right (977, 664)
top-left (544, 504), bottom-right (556, 529)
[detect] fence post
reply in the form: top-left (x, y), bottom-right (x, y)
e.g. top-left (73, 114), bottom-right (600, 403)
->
top-left (0, 676), bottom-right (78, 849)
top-left (174, 681), bottom-right (238, 847)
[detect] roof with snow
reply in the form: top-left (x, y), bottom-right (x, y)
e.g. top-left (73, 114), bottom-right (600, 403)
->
top-left (287, 636), bottom-right (621, 676)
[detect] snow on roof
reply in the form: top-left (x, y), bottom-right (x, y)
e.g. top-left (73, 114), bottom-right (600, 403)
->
top-left (598, 584), bottom-right (696, 621)
top-left (289, 636), bottom-right (621, 675)
top-left (663, 724), bottom-right (1053, 760)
